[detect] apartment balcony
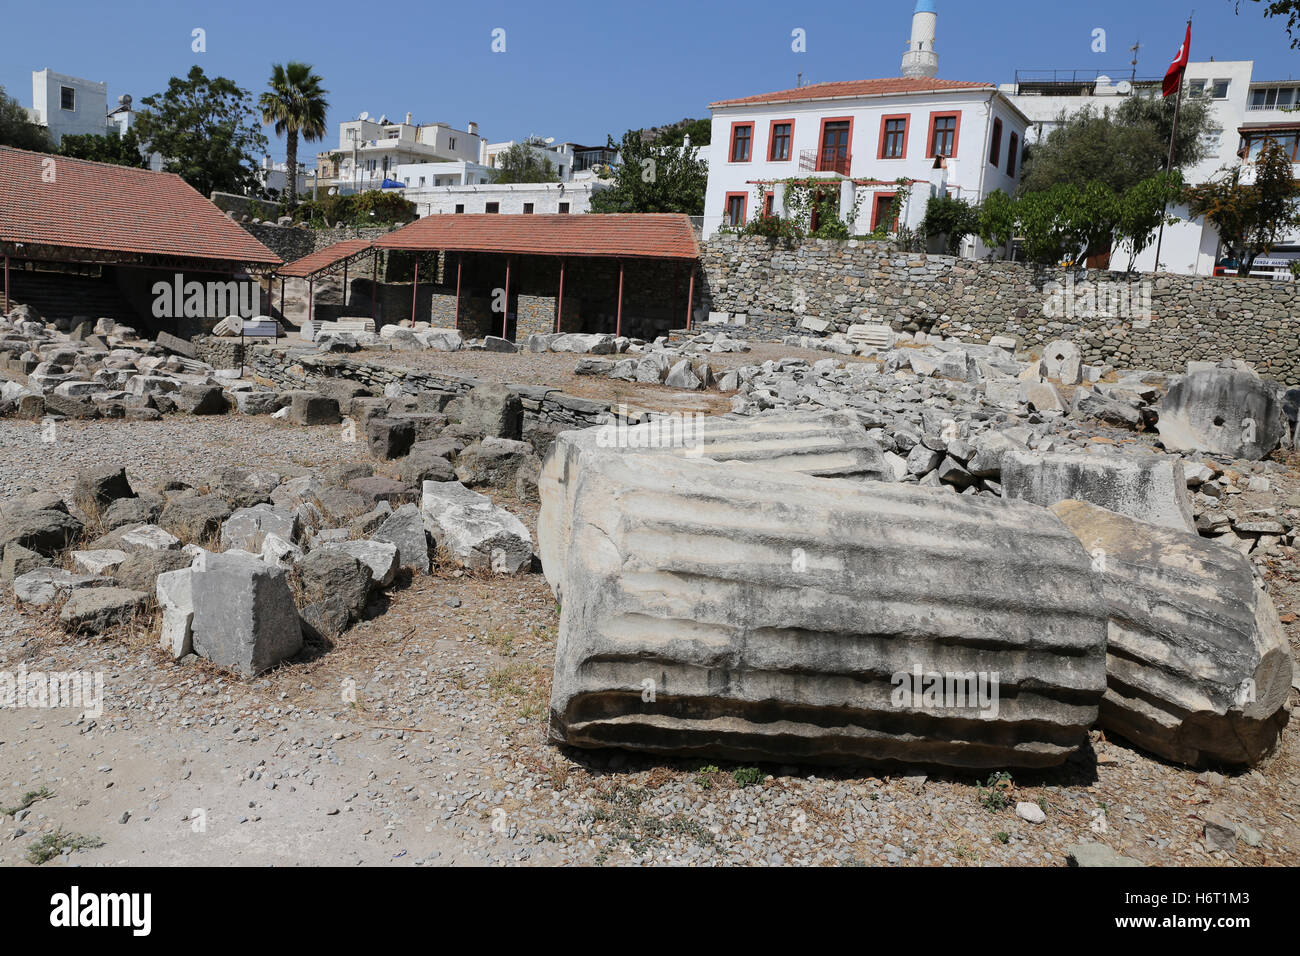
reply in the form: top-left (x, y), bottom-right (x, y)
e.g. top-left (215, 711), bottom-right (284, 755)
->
top-left (799, 148), bottom-right (852, 176)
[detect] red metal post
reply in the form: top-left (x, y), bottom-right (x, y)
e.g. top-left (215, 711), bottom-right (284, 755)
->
top-left (502, 258), bottom-right (511, 339)
top-left (454, 255), bottom-right (462, 332)
top-left (616, 259), bottom-right (624, 337)
top-left (686, 266), bottom-right (696, 331)
top-left (556, 259), bottom-right (565, 333)
top-left (411, 256), bottom-right (420, 323)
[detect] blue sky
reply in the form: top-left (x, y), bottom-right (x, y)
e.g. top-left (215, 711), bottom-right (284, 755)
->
top-left (3, 0), bottom-right (1297, 162)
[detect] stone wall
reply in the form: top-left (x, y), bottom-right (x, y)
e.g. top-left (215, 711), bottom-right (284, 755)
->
top-left (191, 335), bottom-right (245, 370)
top-left (516, 294), bottom-right (557, 339)
top-left (701, 235), bottom-right (1300, 385)
top-left (241, 222), bottom-right (396, 266)
top-left (250, 345), bottom-right (627, 435)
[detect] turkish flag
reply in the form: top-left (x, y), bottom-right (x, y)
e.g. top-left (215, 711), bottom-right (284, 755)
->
top-left (1163, 22), bottom-right (1191, 97)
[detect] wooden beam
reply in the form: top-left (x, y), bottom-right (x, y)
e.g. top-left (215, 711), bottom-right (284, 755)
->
top-left (556, 259), bottom-right (565, 334)
top-left (412, 256), bottom-right (420, 324)
top-left (686, 266), bottom-right (695, 331)
top-left (502, 257), bottom-right (511, 339)
top-left (616, 259), bottom-right (624, 337)
top-left (455, 255), bottom-right (462, 332)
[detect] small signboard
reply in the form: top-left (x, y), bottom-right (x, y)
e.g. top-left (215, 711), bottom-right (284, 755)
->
top-left (241, 319), bottom-right (279, 338)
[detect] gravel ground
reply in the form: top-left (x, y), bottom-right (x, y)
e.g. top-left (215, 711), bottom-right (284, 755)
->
top-left (360, 341), bottom-right (871, 414)
top-left (1, 414), bottom-right (1298, 867)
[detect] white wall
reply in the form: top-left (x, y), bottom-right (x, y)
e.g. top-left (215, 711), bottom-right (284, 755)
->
top-left (405, 180), bottom-right (607, 217)
top-left (30, 69), bottom-right (111, 145)
top-left (703, 88), bottom-right (1027, 242)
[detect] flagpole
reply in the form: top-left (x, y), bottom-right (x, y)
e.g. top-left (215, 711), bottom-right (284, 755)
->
top-left (1153, 15), bottom-right (1192, 272)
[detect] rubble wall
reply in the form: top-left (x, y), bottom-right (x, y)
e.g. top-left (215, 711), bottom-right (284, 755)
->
top-left (249, 345), bottom-right (618, 435)
top-left (701, 235), bottom-right (1300, 385)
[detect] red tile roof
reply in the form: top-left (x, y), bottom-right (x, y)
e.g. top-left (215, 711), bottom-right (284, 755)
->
top-left (278, 239), bottom-right (375, 278)
top-left (710, 77), bottom-right (995, 108)
top-left (0, 146), bottom-right (281, 267)
top-left (375, 214), bottom-right (701, 261)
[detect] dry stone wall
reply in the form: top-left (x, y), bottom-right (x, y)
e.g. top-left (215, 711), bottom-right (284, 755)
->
top-left (702, 235), bottom-right (1300, 386)
top-left (250, 345), bottom-right (616, 435)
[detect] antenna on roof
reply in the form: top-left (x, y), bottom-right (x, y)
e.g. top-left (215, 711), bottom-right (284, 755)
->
top-left (797, 71), bottom-right (803, 87)
top-left (1129, 40), bottom-right (1141, 82)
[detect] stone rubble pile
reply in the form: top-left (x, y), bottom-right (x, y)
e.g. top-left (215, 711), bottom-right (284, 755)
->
top-left (1, 375), bottom-right (538, 677)
top-left (0, 304), bottom-right (246, 422)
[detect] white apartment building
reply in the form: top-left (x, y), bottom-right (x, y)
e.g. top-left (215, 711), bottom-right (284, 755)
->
top-left (1003, 60), bottom-right (1300, 276)
top-left (401, 180), bottom-right (608, 217)
top-left (27, 69), bottom-right (137, 145)
top-left (319, 113), bottom-right (485, 194)
top-left (482, 138), bottom-right (578, 180)
top-left (702, 1), bottom-right (1029, 256)
top-left (388, 136), bottom-right (611, 217)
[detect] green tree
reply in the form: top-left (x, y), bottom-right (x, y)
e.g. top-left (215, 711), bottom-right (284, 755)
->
top-left (977, 189), bottom-right (1017, 251)
top-left (920, 195), bottom-right (981, 253)
top-left (59, 128), bottom-right (148, 168)
top-left (258, 62), bottom-right (329, 204)
top-left (491, 143), bottom-right (559, 184)
top-left (589, 128), bottom-right (708, 215)
top-left (1185, 138), bottom-right (1300, 276)
top-left (0, 84), bottom-right (53, 152)
top-left (135, 66), bottom-right (269, 199)
top-left (978, 173), bottom-right (1182, 268)
top-left (1019, 95), bottom-right (1210, 195)
top-left (648, 118), bottom-right (711, 148)
top-left (1112, 171), bottom-right (1183, 267)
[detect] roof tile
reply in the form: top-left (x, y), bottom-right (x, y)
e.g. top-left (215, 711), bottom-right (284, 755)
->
top-left (710, 77), bottom-right (994, 108)
top-left (375, 214), bottom-right (700, 261)
top-left (0, 146), bottom-right (281, 266)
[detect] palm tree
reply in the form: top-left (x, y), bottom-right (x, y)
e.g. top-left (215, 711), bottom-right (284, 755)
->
top-left (258, 62), bottom-right (328, 205)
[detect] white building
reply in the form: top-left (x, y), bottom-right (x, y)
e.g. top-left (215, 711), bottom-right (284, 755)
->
top-left (27, 69), bottom-right (135, 145)
top-left (1003, 60), bottom-right (1300, 276)
top-left (401, 180), bottom-right (608, 217)
top-left (702, 0), bottom-right (1029, 255)
top-left (319, 113), bottom-right (485, 194)
top-left (482, 138), bottom-right (578, 180)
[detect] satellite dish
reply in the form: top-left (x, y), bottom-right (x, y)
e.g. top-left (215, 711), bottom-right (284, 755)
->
top-left (544, 137), bottom-right (555, 144)
top-left (1116, 80), bottom-right (1133, 95)
top-left (379, 115), bottom-right (389, 125)
top-left (1097, 74), bottom-right (1113, 85)
top-left (328, 187), bottom-right (337, 195)
top-left (359, 111), bottom-right (370, 121)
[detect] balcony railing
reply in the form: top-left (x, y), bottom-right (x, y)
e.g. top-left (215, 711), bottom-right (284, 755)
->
top-left (798, 148), bottom-right (852, 176)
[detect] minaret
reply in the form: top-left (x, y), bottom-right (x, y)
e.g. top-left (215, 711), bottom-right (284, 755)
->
top-left (901, 0), bottom-right (939, 78)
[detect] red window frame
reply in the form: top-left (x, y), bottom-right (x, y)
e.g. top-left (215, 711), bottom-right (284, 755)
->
top-left (989, 117), bottom-right (1002, 167)
top-left (816, 115), bottom-right (854, 174)
top-left (768, 119), bottom-right (794, 162)
top-left (871, 192), bottom-right (899, 232)
top-left (762, 191), bottom-right (775, 217)
top-left (729, 121), bottom-right (754, 163)
top-left (878, 114), bottom-right (910, 159)
top-left (724, 191), bottom-right (748, 227)
top-left (1007, 131), bottom-right (1019, 176)
top-left (927, 110), bottom-right (962, 158)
